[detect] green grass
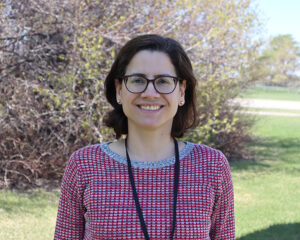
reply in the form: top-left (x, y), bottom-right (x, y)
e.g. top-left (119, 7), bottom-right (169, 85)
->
top-left (0, 189), bottom-right (60, 240)
top-left (232, 115), bottom-right (300, 239)
top-left (1, 115), bottom-right (299, 239)
top-left (241, 85), bottom-right (300, 101)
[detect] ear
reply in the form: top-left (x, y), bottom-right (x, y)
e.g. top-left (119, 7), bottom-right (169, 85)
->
top-left (179, 80), bottom-right (186, 100)
top-left (115, 79), bottom-right (122, 103)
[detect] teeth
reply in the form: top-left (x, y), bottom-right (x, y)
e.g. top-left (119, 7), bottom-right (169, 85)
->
top-left (140, 105), bottom-right (161, 110)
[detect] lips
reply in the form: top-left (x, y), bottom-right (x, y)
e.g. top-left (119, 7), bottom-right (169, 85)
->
top-left (138, 105), bottom-right (163, 111)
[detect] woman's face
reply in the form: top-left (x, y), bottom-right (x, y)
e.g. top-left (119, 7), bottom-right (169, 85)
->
top-left (115, 50), bottom-right (186, 134)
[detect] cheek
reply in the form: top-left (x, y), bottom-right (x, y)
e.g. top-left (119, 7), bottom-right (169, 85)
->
top-left (167, 96), bottom-right (180, 113)
top-left (119, 88), bottom-right (128, 102)
top-left (169, 92), bottom-right (181, 105)
top-left (120, 92), bottom-right (136, 113)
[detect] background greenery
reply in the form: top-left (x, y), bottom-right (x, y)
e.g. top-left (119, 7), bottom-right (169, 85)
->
top-left (0, 0), bottom-right (300, 238)
top-left (0, 116), bottom-right (299, 239)
top-left (233, 115), bottom-right (300, 239)
top-left (241, 84), bottom-right (300, 101)
top-left (0, 0), bottom-right (260, 187)
top-left (252, 34), bottom-right (300, 87)
top-left (1, 87), bottom-right (300, 239)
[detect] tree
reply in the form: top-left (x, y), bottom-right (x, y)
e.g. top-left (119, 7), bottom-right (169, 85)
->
top-left (0, 0), bottom-right (261, 188)
top-left (255, 34), bottom-right (300, 86)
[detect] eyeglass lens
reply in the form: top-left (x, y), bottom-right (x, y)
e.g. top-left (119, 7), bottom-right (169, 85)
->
top-left (126, 76), bottom-right (176, 93)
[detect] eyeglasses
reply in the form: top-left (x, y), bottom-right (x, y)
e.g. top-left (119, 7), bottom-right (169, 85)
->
top-left (121, 74), bottom-right (181, 94)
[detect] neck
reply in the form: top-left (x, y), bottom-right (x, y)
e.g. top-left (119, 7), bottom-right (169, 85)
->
top-left (126, 127), bottom-right (174, 162)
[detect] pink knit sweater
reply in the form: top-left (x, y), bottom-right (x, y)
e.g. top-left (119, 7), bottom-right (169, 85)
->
top-left (54, 142), bottom-right (235, 239)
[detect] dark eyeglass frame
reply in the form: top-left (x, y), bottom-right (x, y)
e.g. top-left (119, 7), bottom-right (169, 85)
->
top-left (120, 74), bottom-right (182, 94)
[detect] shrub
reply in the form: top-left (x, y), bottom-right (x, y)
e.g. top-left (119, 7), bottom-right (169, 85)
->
top-left (0, 0), bottom-right (260, 188)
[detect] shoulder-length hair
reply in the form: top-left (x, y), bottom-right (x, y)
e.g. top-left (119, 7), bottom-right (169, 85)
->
top-left (104, 34), bottom-right (199, 138)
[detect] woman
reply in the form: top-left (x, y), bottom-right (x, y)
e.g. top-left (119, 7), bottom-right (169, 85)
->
top-left (54, 34), bottom-right (235, 240)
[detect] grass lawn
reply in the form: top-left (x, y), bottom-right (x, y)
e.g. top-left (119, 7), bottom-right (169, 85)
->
top-left (240, 85), bottom-right (300, 101)
top-left (232, 115), bottom-right (300, 239)
top-left (0, 189), bottom-right (60, 240)
top-left (0, 116), bottom-right (299, 239)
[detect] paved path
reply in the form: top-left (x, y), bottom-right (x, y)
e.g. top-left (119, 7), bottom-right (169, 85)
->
top-left (234, 98), bottom-right (300, 116)
top-left (235, 98), bottom-right (300, 110)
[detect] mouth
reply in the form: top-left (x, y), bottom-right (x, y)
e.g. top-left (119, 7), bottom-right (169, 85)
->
top-left (138, 104), bottom-right (163, 111)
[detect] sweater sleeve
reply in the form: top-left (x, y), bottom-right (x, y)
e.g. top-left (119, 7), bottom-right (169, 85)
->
top-left (54, 153), bottom-right (85, 240)
top-left (209, 153), bottom-right (235, 240)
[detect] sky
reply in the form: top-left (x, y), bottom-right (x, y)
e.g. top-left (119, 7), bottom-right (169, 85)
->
top-left (258, 0), bottom-right (300, 44)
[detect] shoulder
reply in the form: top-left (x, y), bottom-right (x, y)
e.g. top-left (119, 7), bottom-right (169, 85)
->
top-left (185, 142), bottom-right (230, 179)
top-left (68, 143), bottom-right (110, 168)
top-left (186, 143), bottom-right (232, 191)
top-left (71, 143), bottom-right (103, 157)
top-left (70, 143), bottom-right (101, 159)
top-left (187, 142), bottom-right (228, 166)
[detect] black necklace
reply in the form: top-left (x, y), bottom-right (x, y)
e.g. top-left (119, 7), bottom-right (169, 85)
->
top-left (125, 138), bottom-right (180, 240)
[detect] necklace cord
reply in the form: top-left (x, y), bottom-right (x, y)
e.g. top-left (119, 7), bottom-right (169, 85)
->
top-left (125, 138), bottom-right (150, 240)
top-left (171, 139), bottom-right (180, 240)
top-left (125, 138), bottom-right (180, 240)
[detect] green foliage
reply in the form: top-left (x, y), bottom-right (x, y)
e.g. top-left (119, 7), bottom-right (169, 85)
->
top-left (254, 34), bottom-right (300, 86)
top-left (0, 0), bottom-right (261, 188)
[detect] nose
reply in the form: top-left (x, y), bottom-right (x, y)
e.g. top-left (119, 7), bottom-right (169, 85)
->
top-left (141, 81), bottom-right (160, 98)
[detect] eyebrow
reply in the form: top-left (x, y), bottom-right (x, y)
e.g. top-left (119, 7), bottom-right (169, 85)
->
top-left (125, 73), bottom-right (176, 78)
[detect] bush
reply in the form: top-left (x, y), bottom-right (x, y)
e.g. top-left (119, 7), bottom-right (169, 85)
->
top-left (0, 0), bottom-right (260, 188)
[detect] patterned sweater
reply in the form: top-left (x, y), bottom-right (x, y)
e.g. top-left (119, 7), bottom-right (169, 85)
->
top-left (54, 142), bottom-right (235, 240)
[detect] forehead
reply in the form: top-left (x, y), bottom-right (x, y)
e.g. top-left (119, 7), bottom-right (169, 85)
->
top-left (125, 50), bottom-right (176, 76)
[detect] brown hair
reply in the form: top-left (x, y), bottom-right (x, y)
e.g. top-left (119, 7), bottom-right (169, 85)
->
top-left (104, 34), bottom-right (199, 138)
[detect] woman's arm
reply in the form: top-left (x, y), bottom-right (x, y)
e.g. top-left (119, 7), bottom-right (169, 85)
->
top-left (210, 154), bottom-right (235, 240)
top-left (54, 153), bottom-right (85, 240)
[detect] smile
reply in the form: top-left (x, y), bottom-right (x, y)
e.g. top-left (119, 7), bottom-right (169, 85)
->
top-left (139, 105), bottom-right (162, 111)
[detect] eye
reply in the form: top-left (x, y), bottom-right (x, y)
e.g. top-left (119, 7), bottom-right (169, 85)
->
top-left (156, 77), bottom-right (172, 85)
top-left (128, 76), bottom-right (146, 85)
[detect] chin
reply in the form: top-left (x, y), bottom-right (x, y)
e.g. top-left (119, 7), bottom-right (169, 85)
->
top-left (131, 120), bottom-right (173, 132)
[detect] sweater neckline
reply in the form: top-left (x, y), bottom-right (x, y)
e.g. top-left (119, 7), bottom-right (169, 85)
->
top-left (100, 141), bottom-right (194, 169)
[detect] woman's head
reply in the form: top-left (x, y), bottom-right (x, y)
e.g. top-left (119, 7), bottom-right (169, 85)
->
top-left (104, 34), bottom-right (199, 138)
